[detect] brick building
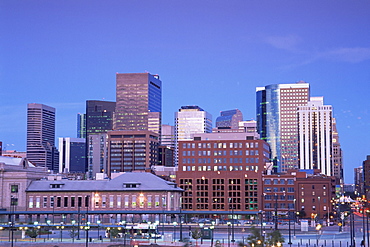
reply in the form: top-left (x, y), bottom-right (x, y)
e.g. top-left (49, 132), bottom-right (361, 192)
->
top-left (176, 132), bottom-right (270, 219)
top-left (25, 172), bottom-right (183, 224)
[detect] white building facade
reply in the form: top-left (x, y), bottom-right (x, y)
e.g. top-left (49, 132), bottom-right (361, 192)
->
top-left (298, 97), bottom-right (333, 176)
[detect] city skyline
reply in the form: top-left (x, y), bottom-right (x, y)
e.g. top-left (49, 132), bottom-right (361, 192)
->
top-left (1, 1), bottom-right (369, 184)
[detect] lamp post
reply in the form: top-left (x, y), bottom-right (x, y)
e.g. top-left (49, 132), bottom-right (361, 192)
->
top-left (85, 221), bottom-right (90, 247)
top-left (97, 220), bottom-right (101, 241)
top-left (77, 206), bottom-right (81, 240)
top-left (199, 222), bottom-right (204, 245)
top-left (293, 199), bottom-right (296, 238)
top-left (173, 222), bottom-right (177, 242)
top-left (33, 221), bottom-right (39, 242)
top-left (179, 197), bottom-right (183, 242)
top-left (122, 220), bottom-right (127, 245)
top-left (60, 222), bottom-right (64, 242)
top-left (275, 193), bottom-right (278, 231)
top-left (288, 203), bottom-right (292, 246)
top-left (210, 225), bottom-right (214, 247)
top-left (227, 222), bottom-right (231, 247)
top-left (318, 196), bottom-right (321, 224)
top-left (72, 220), bottom-right (76, 243)
top-left (46, 220), bottom-right (51, 240)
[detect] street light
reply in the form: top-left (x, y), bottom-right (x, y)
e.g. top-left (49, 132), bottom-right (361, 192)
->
top-left (97, 220), bottom-right (101, 241)
top-left (46, 220), bottom-right (51, 240)
top-left (71, 220), bottom-right (76, 243)
top-left (33, 221), bottom-right (39, 242)
top-left (173, 221), bottom-right (178, 242)
top-left (227, 222), bottom-right (231, 247)
top-left (199, 222), bottom-right (204, 245)
top-left (85, 221), bottom-right (90, 247)
top-left (210, 222), bottom-right (215, 247)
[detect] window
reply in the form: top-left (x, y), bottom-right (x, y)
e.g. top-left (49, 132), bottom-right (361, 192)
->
top-left (71, 197), bottom-right (75, 207)
top-left (117, 196), bottom-right (121, 208)
top-left (64, 197), bottom-right (68, 207)
top-left (11, 185), bottom-right (18, 193)
top-left (125, 195), bottom-right (129, 208)
top-left (43, 197), bottom-right (48, 208)
top-left (132, 195), bottom-right (137, 208)
top-left (29, 197), bottom-right (34, 208)
top-left (148, 195), bottom-right (152, 208)
top-left (56, 197), bottom-right (61, 207)
top-left (102, 196), bottom-right (106, 207)
top-left (109, 195), bottom-right (114, 208)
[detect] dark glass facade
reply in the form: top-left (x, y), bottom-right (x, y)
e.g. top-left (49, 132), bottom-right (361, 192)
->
top-left (85, 100), bottom-right (116, 136)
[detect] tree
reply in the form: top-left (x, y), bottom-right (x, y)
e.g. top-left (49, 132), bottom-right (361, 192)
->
top-left (25, 227), bottom-right (38, 239)
top-left (246, 226), bottom-right (264, 246)
top-left (110, 228), bottom-right (120, 238)
top-left (265, 230), bottom-right (284, 247)
top-left (191, 228), bottom-right (202, 247)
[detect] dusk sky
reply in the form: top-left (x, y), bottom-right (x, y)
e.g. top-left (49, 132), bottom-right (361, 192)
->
top-left (1, 1), bottom-right (369, 183)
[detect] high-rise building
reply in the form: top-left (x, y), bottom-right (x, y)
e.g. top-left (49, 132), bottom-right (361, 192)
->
top-left (256, 81), bottom-right (310, 172)
top-left (161, 124), bottom-right (175, 148)
top-left (363, 155), bottom-right (370, 199)
top-left (86, 100), bottom-right (116, 137)
top-left (215, 109), bottom-right (243, 129)
top-left (114, 73), bottom-right (162, 135)
top-left (26, 103), bottom-right (59, 171)
top-left (87, 133), bottom-right (108, 179)
top-left (107, 130), bottom-right (159, 176)
top-left (298, 97), bottom-right (333, 176)
top-left (354, 167), bottom-right (364, 195)
top-left (175, 106), bottom-right (212, 165)
top-left (77, 113), bottom-right (86, 138)
top-left (58, 137), bottom-right (86, 173)
top-left (332, 118), bottom-right (343, 181)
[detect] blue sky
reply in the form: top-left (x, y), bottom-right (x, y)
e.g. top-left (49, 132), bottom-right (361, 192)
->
top-left (1, 0), bottom-right (369, 183)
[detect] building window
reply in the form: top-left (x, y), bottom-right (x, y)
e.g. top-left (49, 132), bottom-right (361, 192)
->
top-left (148, 195), bottom-right (152, 208)
top-left (132, 195), bottom-right (137, 208)
top-left (56, 197), bottom-right (61, 207)
top-left (78, 197), bottom-right (82, 207)
top-left (43, 197), bottom-right (48, 208)
top-left (63, 197), bottom-right (68, 207)
top-left (29, 197), bottom-right (34, 208)
top-left (117, 196), bottom-right (121, 208)
top-left (71, 197), bottom-right (75, 207)
top-left (51, 196), bottom-right (55, 208)
top-left (124, 196), bottom-right (129, 208)
top-left (11, 185), bottom-right (18, 193)
top-left (102, 195), bottom-right (106, 207)
top-left (109, 195), bottom-right (114, 208)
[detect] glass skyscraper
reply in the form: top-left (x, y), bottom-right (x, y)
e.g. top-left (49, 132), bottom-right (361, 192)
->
top-left (26, 103), bottom-right (59, 171)
top-left (256, 81), bottom-right (310, 173)
top-left (114, 72), bottom-right (162, 134)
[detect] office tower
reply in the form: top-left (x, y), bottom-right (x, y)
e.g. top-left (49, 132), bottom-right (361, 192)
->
top-left (158, 145), bottom-right (174, 167)
top-left (363, 156), bottom-right (370, 199)
top-left (107, 130), bottom-right (159, 176)
top-left (215, 109), bottom-right (243, 129)
top-left (87, 133), bottom-right (108, 179)
top-left (175, 106), bottom-right (212, 165)
top-left (298, 97), bottom-right (333, 176)
top-left (58, 138), bottom-right (86, 173)
top-left (27, 103), bottom-right (59, 171)
top-left (354, 167), bottom-right (364, 195)
top-left (332, 118), bottom-right (343, 181)
top-left (86, 100), bottom-right (116, 136)
top-left (161, 124), bottom-right (175, 148)
top-left (114, 73), bottom-right (162, 135)
top-left (77, 113), bottom-right (86, 138)
top-left (256, 81), bottom-right (310, 173)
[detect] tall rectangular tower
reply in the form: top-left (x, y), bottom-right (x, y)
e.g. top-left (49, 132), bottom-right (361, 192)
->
top-left (114, 72), bottom-right (162, 134)
top-left (174, 106), bottom-right (212, 165)
top-left (86, 100), bottom-right (116, 136)
top-left (256, 81), bottom-right (310, 173)
top-left (298, 97), bottom-right (333, 176)
top-left (27, 103), bottom-right (59, 171)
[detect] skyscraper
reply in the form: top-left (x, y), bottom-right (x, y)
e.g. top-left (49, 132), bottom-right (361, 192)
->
top-left (58, 137), bottom-right (86, 173)
top-left (114, 72), bottom-right (162, 135)
top-left (298, 97), bottom-right (333, 176)
top-left (107, 130), bottom-right (159, 175)
top-left (86, 100), bottom-right (116, 136)
top-left (256, 81), bottom-right (310, 172)
top-left (77, 113), bottom-right (86, 138)
top-left (174, 106), bottom-right (212, 165)
top-left (215, 109), bottom-right (243, 129)
top-left (27, 103), bottom-right (59, 171)
top-left (332, 118), bottom-right (343, 181)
